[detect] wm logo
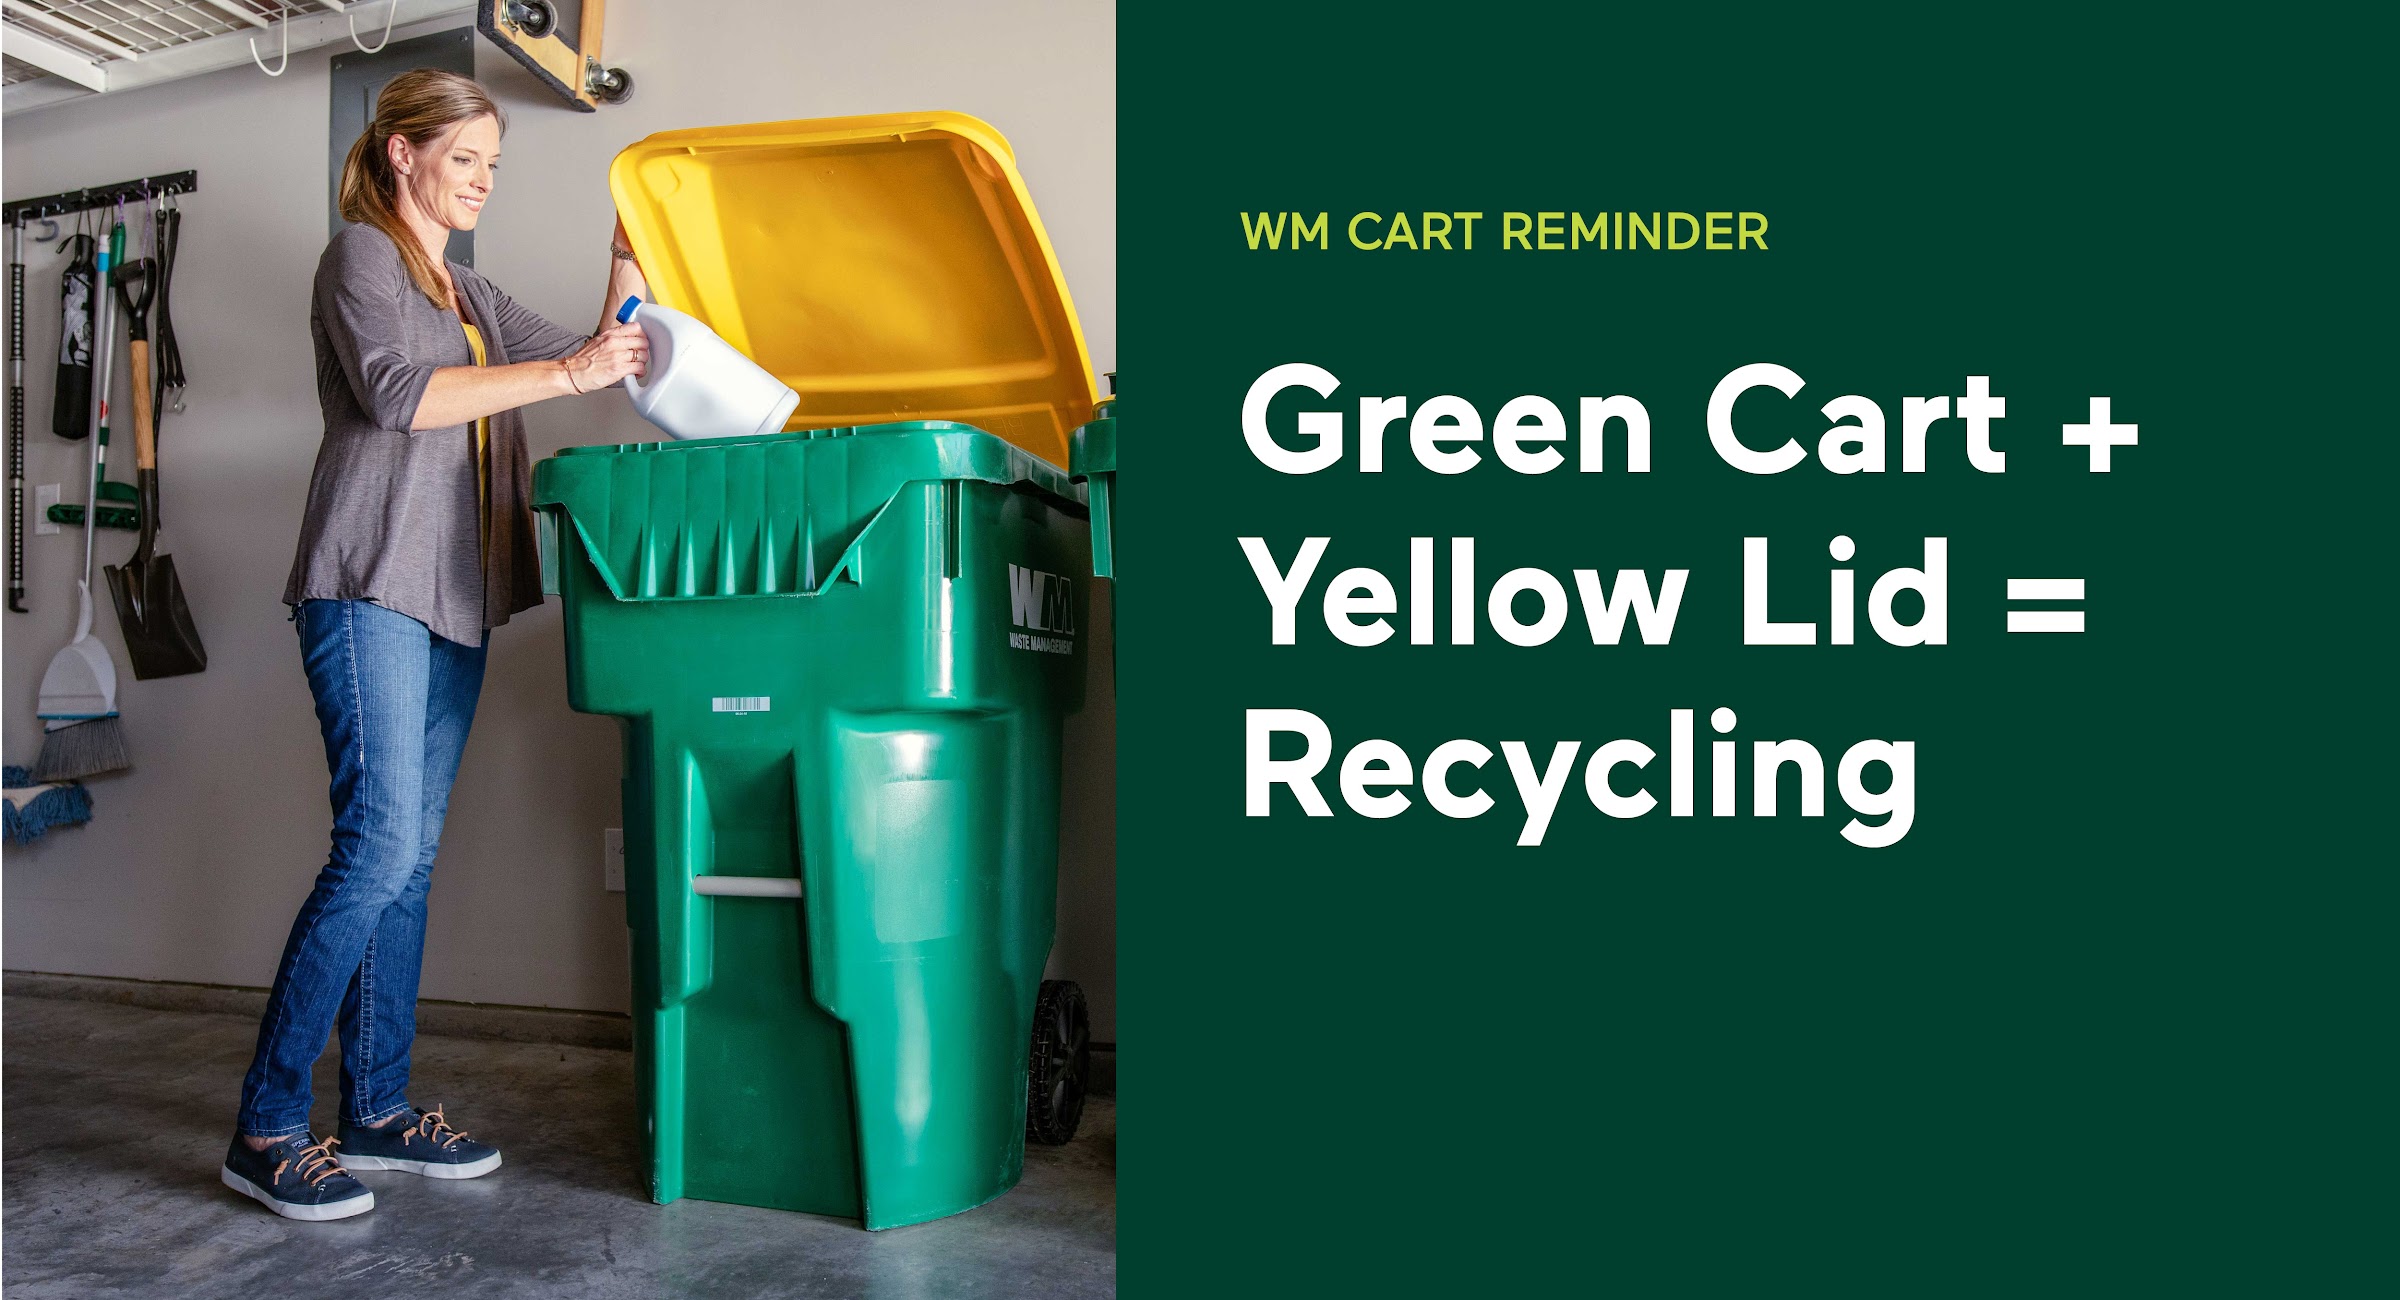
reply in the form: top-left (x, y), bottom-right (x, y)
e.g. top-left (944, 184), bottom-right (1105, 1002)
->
top-left (1008, 564), bottom-right (1077, 636)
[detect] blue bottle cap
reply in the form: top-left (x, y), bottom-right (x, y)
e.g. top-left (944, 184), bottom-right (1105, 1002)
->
top-left (615, 295), bottom-right (643, 324)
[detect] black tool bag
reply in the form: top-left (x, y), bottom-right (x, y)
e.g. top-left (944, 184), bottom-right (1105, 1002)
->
top-left (52, 233), bottom-right (94, 439)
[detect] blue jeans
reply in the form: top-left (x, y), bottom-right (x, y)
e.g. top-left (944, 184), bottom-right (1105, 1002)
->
top-left (237, 599), bottom-right (487, 1138)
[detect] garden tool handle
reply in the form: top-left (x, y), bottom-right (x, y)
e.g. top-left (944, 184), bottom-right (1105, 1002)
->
top-left (79, 240), bottom-right (116, 590)
top-left (126, 338), bottom-right (158, 567)
top-left (112, 259), bottom-right (154, 341)
top-left (9, 219), bottom-right (23, 613)
top-left (129, 339), bottom-right (154, 470)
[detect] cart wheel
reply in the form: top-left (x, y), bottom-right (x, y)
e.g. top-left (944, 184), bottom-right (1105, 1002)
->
top-left (506, 0), bottom-right (556, 38)
top-left (589, 65), bottom-right (634, 106)
top-left (1026, 979), bottom-right (1090, 1145)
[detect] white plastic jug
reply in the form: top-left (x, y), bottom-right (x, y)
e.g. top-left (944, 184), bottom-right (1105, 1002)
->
top-left (617, 296), bottom-right (801, 440)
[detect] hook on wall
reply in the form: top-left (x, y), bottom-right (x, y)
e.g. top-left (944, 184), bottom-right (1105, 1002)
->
top-left (250, 1), bottom-right (290, 77)
top-left (350, 0), bottom-right (399, 54)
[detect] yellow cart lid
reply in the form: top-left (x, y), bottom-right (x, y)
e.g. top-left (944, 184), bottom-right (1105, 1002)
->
top-left (609, 112), bottom-right (1099, 468)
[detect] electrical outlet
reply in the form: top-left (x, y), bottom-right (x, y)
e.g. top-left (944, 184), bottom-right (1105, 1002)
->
top-left (35, 484), bottom-right (59, 535)
top-left (603, 828), bottom-right (626, 892)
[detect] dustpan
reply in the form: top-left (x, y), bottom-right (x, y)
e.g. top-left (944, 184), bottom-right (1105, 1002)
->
top-left (38, 581), bottom-right (116, 717)
top-left (36, 224), bottom-right (129, 773)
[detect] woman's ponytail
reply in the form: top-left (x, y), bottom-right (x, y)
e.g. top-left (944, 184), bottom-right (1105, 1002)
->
top-left (335, 69), bottom-right (505, 309)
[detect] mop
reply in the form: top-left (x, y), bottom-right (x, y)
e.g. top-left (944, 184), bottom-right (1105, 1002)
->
top-left (32, 220), bottom-right (129, 783)
top-left (4, 766), bottom-right (93, 846)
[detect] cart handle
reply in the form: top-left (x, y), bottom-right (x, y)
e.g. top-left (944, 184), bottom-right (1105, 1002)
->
top-left (692, 875), bottom-right (801, 899)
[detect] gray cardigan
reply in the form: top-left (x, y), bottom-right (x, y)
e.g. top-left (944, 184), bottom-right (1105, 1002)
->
top-left (283, 224), bottom-right (589, 646)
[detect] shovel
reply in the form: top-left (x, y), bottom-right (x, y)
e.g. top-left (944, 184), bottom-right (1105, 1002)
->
top-left (104, 257), bottom-right (205, 679)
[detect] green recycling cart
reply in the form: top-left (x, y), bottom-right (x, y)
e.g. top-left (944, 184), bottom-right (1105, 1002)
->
top-left (537, 113), bottom-right (1106, 1229)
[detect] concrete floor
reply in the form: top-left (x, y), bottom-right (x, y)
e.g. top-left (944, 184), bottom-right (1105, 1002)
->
top-left (1, 996), bottom-right (1115, 1299)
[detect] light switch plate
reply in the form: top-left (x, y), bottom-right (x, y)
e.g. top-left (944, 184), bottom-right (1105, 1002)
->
top-left (603, 828), bottom-right (625, 892)
top-left (36, 484), bottom-right (59, 535)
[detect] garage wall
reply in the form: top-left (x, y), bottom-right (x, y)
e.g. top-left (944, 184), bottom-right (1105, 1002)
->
top-left (0, 1), bottom-right (1117, 1039)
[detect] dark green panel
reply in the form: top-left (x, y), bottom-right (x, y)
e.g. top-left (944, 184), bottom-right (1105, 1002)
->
top-left (1118, 9), bottom-right (2385, 1297)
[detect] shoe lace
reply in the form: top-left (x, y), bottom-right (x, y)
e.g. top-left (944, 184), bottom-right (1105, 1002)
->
top-left (402, 1104), bottom-right (470, 1151)
top-left (275, 1136), bottom-right (348, 1187)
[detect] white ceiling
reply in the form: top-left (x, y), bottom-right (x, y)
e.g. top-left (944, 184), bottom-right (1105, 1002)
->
top-left (2, 0), bottom-right (472, 114)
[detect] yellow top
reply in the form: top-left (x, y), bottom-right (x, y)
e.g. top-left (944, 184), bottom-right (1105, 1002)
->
top-left (608, 111), bottom-right (1098, 468)
top-left (461, 320), bottom-right (490, 570)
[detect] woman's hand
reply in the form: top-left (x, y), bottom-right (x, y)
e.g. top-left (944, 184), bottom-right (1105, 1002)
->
top-left (562, 322), bottom-right (648, 394)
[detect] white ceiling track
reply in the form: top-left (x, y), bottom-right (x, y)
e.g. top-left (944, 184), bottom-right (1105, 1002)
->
top-left (2, 0), bottom-right (470, 114)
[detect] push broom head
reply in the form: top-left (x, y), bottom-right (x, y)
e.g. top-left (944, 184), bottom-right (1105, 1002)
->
top-left (33, 580), bottom-right (131, 781)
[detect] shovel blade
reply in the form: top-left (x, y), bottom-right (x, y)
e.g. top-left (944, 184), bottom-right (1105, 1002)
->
top-left (104, 553), bottom-right (208, 680)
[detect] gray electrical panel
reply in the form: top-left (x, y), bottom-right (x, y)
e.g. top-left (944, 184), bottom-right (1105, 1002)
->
top-left (329, 26), bottom-right (478, 265)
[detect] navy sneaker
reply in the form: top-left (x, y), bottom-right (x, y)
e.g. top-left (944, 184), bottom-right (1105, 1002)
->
top-left (221, 1133), bottom-right (374, 1221)
top-left (338, 1105), bottom-right (502, 1179)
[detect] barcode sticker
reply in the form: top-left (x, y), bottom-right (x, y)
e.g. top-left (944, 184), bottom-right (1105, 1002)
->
top-left (712, 696), bottom-right (772, 714)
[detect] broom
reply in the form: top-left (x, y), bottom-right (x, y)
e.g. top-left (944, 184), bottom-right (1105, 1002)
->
top-left (33, 222), bottom-right (128, 782)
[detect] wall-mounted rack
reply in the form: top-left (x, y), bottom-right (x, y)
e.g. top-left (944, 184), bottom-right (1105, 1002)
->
top-left (4, 170), bottom-right (198, 224)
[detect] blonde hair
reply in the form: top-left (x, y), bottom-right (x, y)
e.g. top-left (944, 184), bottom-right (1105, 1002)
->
top-left (337, 69), bottom-right (505, 308)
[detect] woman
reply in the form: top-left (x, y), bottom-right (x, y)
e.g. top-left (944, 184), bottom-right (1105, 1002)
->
top-left (223, 69), bottom-right (649, 1222)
